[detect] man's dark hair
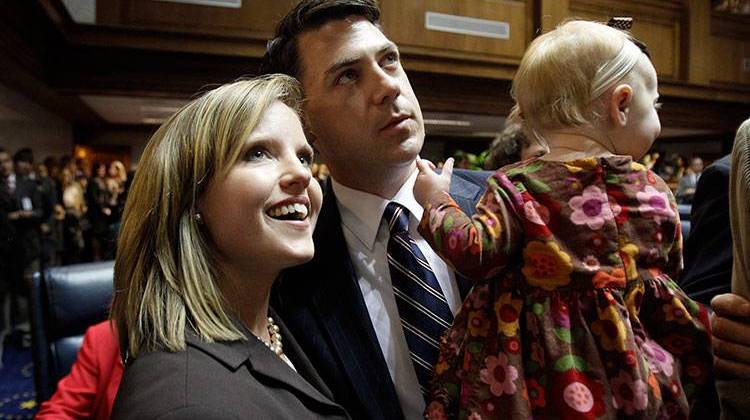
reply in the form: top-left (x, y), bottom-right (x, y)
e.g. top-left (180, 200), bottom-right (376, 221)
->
top-left (13, 147), bottom-right (33, 164)
top-left (259, 0), bottom-right (380, 78)
top-left (0, 147), bottom-right (7, 155)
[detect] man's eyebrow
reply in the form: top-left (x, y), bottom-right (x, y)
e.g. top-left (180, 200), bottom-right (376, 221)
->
top-left (324, 42), bottom-right (399, 78)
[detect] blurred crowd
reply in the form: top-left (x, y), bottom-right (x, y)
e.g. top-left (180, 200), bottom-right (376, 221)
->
top-left (1, 147), bottom-right (131, 301)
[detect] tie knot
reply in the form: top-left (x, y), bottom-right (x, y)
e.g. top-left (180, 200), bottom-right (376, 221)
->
top-left (383, 202), bottom-right (410, 235)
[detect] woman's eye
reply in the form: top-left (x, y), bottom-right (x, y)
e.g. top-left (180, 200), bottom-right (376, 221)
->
top-left (245, 147), bottom-right (270, 161)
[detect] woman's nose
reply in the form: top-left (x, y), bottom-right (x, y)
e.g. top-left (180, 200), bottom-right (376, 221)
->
top-left (280, 157), bottom-right (311, 192)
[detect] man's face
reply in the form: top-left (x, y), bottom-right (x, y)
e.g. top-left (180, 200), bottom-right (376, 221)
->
top-left (15, 160), bottom-right (32, 177)
top-left (690, 158), bottom-right (704, 173)
top-left (0, 152), bottom-right (12, 178)
top-left (297, 17), bottom-right (424, 186)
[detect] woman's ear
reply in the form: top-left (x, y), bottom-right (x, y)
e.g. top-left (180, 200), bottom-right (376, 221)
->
top-left (609, 84), bottom-right (633, 127)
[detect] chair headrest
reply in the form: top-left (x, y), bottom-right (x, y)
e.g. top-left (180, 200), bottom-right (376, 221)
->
top-left (45, 260), bottom-right (115, 339)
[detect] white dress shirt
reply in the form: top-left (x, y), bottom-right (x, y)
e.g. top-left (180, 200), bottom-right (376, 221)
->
top-left (331, 169), bottom-right (461, 420)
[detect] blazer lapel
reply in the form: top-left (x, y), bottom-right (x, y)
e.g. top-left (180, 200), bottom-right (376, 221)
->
top-left (186, 326), bottom-right (341, 412)
top-left (306, 186), bottom-right (404, 419)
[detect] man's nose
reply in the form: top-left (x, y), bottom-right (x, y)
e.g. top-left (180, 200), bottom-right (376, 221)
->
top-left (371, 65), bottom-right (401, 107)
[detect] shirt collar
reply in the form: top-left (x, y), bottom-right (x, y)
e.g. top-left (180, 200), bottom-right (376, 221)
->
top-left (331, 167), bottom-right (424, 250)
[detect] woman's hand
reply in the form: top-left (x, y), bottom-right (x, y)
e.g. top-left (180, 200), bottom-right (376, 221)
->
top-left (414, 157), bottom-right (453, 207)
top-left (711, 293), bottom-right (750, 378)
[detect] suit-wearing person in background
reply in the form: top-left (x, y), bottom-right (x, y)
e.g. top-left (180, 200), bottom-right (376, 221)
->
top-left (676, 157), bottom-right (704, 204)
top-left (679, 155), bottom-right (732, 305)
top-left (36, 321), bottom-right (123, 420)
top-left (110, 76), bottom-right (348, 419)
top-left (262, 2), bottom-right (488, 418)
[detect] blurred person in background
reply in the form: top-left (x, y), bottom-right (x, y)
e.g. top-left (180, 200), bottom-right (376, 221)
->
top-left (0, 147), bottom-right (19, 346)
top-left (677, 156), bottom-right (704, 203)
top-left (60, 168), bottom-right (87, 264)
top-left (6, 148), bottom-right (42, 343)
top-left (36, 161), bottom-right (61, 266)
top-left (483, 122), bottom-right (545, 170)
top-left (104, 160), bottom-right (127, 259)
top-left (86, 162), bottom-right (111, 261)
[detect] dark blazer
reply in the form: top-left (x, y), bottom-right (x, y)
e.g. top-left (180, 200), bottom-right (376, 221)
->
top-left (679, 155), bottom-right (732, 305)
top-left (112, 314), bottom-right (349, 420)
top-left (11, 176), bottom-right (43, 266)
top-left (272, 169), bottom-right (490, 420)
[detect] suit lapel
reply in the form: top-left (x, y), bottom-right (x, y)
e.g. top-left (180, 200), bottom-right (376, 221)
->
top-left (307, 186), bottom-right (404, 419)
top-left (273, 310), bottom-right (335, 401)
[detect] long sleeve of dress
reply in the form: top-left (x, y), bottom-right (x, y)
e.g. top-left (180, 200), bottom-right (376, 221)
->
top-left (418, 172), bottom-right (523, 281)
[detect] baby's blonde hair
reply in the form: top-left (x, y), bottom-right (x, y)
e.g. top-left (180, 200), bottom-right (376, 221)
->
top-left (509, 20), bottom-right (646, 140)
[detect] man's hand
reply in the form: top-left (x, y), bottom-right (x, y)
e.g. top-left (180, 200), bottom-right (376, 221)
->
top-left (711, 293), bottom-right (750, 378)
top-left (414, 157), bottom-right (453, 207)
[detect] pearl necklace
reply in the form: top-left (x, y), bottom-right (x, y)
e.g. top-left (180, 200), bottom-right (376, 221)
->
top-left (258, 316), bottom-right (283, 356)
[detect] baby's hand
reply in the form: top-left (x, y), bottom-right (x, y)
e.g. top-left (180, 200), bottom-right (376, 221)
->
top-left (414, 157), bottom-right (453, 207)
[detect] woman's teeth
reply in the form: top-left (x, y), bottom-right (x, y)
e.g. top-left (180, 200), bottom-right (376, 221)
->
top-left (268, 203), bottom-right (308, 220)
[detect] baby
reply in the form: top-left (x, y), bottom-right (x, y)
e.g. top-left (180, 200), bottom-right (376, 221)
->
top-left (415, 20), bottom-right (714, 419)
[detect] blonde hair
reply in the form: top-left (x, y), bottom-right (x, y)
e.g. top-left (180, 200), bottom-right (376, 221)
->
top-left (509, 20), bottom-right (645, 140)
top-left (730, 118), bottom-right (750, 299)
top-left (111, 75), bottom-right (303, 358)
top-left (108, 160), bottom-right (128, 184)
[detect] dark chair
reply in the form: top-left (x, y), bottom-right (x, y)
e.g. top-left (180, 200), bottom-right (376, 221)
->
top-left (29, 261), bottom-right (114, 403)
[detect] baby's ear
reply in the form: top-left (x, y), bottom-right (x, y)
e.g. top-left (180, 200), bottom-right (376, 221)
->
top-left (609, 84), bottom-right (633, 127)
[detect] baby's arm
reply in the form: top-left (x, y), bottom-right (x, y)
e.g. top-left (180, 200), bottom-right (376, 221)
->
top-left (415, 160), bottom-right (520, 281)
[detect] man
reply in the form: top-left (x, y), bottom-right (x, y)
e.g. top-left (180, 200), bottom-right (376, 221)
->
top-left (262, 2), bottom-right (487, 418)
top-left (263, 2), bottom-right (750, 418)
top-left (9, 148), bottom-right (44, 277)
top-left (676, 156), bottom-right (704, 204)
top-left (680, 155), bottom-right (732, 304)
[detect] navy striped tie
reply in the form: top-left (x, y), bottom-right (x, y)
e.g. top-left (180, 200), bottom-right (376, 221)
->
top-left (383, 202), bottom-right (453, 398)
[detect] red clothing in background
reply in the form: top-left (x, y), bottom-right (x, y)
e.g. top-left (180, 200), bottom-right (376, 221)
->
top-left (36, 321), bottom-right (123, 420)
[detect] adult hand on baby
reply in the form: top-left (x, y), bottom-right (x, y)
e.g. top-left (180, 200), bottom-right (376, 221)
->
top-left (711, 293), bottom-right (750, 378)
top-left (414, 157), bottom-right (453, 207)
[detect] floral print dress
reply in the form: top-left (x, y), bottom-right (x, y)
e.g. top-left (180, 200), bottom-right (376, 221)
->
top-left (418, 156), bottom-right (713, 419)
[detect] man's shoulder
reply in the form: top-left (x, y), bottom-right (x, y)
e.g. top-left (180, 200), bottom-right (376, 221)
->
top-left (704, 155), bottom-right (731, 176)
top-left (453, 168), bottom-right (491, 185)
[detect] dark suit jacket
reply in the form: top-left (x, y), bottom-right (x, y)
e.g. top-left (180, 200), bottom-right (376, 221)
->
top-left (11, 176), bottom-right (43, 266)
top-left (679, 155), bottom-right (732, 305)
top-left (272, 169), bottom-right (490, 420)
top-left (112, 314), bottom-right (349, 420)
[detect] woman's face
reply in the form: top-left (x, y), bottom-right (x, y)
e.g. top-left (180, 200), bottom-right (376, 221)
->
top-left (200, 101), bottom-right (322, 275)
top-left (108, 162), bottom-right (119, 177)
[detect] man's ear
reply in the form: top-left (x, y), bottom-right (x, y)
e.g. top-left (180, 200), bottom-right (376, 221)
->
top-left (609, 84), bottom-right (633, 127)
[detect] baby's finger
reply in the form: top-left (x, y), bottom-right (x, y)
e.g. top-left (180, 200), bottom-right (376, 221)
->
top-left (441, 157), bottom-right (454, 178)
top-left (416, 158), bottom-right (431, 173)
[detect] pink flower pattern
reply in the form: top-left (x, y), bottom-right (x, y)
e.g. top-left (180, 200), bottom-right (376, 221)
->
top-left (568, 185), bottom-right (621, 230)
top-left (636, 185), bottom-right (675, 224)
top-left (611, 371), bottom-right (649, 415)
top-left (479, 353), bottom-right (518, 396)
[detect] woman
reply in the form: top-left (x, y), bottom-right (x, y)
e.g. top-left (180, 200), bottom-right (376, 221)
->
top-left (110, 75), bottom-right (348, 419)
top-left (86, 162), bottom-right (111, 260)
top-left (60, 168), bottom-right (86, 264)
